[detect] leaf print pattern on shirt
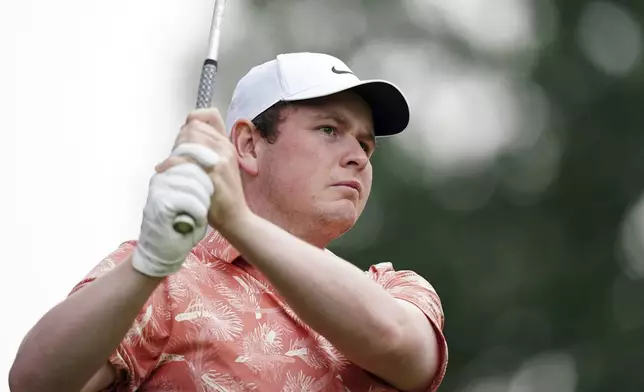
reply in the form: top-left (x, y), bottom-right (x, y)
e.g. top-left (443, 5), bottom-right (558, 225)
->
top-left (282, 371), bottom-right (345, 392)
top-left (236, 321), bottom-right (296, 382)
top-left (201, 371), bottom-right (258, 392)
top-left (156, 353), bottom-right (186, 368)
top-left (282, 371), bottom-right (316, 392)
top-left (217, 275), bottom-right (270, 320)
top-left (205, 301), bottom-right (244, 341)
top-left (175, 297), bottom-right (243, 342)
top-left (144, 378), bottom-right (178, 392)
top-left (122, 304), bottom-right (155, 347)
top-left (68, 232), bottom-right (448, 391)
top-left (315, 334), bottom-right (349, 372)
top-left (285, 338), bottom-right (325, 370)
top-left (167, 274), bottom-right (190, 303)
top-left (284, 334), bottom-right (348, 373)
top-left (164, 326), bottom-right (230, 391)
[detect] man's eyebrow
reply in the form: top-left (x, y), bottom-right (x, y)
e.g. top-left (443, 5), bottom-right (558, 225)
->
top-left (312, 112), bottom-right (376, 145)
top-left (311, 112), bottom-right (347, 123)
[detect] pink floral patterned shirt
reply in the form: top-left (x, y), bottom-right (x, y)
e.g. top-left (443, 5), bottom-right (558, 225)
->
top-left (70, 231), bottom-right (448, 391)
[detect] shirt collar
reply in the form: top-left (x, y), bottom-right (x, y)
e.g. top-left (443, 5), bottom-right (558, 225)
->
top-left (197, 229), bottom-right (241, 264)
top-left (196, 228), bottom-right (337, 265)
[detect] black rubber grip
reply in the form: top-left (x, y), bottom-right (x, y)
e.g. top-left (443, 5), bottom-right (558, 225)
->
top-left (196, 60), bottom-right (219, 109)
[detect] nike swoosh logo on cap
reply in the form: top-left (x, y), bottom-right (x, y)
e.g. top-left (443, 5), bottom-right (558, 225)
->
top-left (331, 66), bottom-right (354, 75)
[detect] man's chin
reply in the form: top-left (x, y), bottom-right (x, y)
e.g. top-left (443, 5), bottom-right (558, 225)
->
top-left (319, 203), bottom-right (361, 233)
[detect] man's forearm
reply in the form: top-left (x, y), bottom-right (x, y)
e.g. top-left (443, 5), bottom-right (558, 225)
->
top-left (223, 213), bottom-right (421, 382)
top-left (9, 255), bottom-right (162, 392)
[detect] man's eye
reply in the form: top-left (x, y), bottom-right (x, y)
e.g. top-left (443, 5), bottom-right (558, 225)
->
top-left (359, 142), bottom-right (370, 153)
top-left (319, 126), bottom-right (336, 135)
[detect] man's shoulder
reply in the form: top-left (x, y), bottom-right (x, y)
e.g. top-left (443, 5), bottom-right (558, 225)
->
top-left (71, 239), bottom-right (230, 293)
top-left (362, 260), bottom-right (440, 295)
top-left (103, 239), bottom-right (228, 267)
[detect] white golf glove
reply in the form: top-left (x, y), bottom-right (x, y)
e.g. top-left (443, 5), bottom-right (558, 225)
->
top-left (132, 143), bottom-right (219, 277)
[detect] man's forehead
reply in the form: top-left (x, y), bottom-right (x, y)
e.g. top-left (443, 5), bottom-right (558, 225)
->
top-left (310, 107), bottom-right (374, 134)
top-left (297, 101), bottom-right (375, 135)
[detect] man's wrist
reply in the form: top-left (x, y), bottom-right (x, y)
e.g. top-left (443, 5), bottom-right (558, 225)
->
top-left (130, 244), bottom-right (183, 278)
top-left (218, 207), bottom-right (257, 244)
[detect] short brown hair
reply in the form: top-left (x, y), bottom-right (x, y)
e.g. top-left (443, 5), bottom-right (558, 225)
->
top-left (251, 95), bottom-right (348, 143)
top-left (251, 101), bottom-right (292, 144)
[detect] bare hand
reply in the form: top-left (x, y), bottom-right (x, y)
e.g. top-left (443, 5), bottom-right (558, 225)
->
top-left (156, 108), bottom-right (249, 232)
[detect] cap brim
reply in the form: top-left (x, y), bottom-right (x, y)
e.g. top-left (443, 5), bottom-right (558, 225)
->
top-left (285, 80), bottom-right (410, 137)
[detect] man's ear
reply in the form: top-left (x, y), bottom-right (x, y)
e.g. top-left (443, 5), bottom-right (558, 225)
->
top-left (230, 119), bottom-right (259, 176)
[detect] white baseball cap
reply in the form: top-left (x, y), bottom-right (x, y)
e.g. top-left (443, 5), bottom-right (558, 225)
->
top-left (226, 52), bottom-right (410, 137)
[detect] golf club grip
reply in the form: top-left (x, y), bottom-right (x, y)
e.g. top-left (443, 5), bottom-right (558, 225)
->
top-left (196, 59), bottom-right (218, 109)
top-left (172, 59), bottom-right (219, 235)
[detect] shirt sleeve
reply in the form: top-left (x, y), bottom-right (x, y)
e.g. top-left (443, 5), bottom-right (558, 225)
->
top-left (69, 241), bottom-right (172, 391)
top-left (366, 262), bottom-right (448, 392)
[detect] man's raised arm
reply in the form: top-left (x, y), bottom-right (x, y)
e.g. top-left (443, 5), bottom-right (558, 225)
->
top-left (10, 135), bottom-right (218, 391)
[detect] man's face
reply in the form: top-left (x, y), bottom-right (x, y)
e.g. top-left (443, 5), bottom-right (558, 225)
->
top-left (257, 91), bottom-right (375, 238)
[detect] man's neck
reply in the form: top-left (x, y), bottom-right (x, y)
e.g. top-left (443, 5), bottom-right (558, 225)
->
top-left (245, 200), bottom-right (336, 250)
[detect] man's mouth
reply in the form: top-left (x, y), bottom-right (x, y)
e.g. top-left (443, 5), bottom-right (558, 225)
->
top-left (332, 180), bottom-right (362, 194)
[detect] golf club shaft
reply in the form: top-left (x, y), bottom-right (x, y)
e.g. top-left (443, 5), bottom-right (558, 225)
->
top-left (173, 0), bottom-right (226, 235)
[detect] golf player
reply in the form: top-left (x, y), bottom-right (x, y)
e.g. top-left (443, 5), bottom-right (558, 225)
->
top-left (10, 52), bottom-right (448, 391)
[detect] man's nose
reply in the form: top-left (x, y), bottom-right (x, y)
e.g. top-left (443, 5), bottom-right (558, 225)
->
top-left (341, 140), bottom-right (369, 170)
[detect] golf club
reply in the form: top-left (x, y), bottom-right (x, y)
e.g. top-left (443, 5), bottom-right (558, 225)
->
top-left (172, 0), bottom-right (227, 235)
